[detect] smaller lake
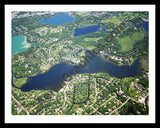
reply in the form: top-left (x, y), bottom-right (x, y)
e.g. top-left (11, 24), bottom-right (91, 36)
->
top-left (74, 25), bottom-right (101, 37)
top-left (12, 35), bottom-right (37, 54)
top-left (40, 13), bottom-right (75, 25)
top-left (142, 21), bottom-right (149, 32)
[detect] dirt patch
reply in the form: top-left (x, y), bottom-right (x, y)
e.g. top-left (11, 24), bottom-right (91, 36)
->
top-left (140, 56), bottom-right (149, 68)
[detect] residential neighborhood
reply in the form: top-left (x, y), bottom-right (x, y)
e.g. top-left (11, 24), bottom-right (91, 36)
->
top-left (12, 71), bottom-right (149, 115)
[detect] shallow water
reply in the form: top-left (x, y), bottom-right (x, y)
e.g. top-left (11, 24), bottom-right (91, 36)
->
top-left (12, 35), bottom-right (37, 54)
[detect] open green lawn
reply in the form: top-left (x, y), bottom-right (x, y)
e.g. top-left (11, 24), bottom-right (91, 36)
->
top-left (86, 46), bottom-right (96, 50)
top-left (83, 37), bottom-right (102, 42)
top-left (83, 37), bottom-right (102, 50)
top-left (13, 77), bottom-right (28, 88)
top-left (131, 32), bottom-right (145, 41)
top-left (117, 36), bottom-right (135, 52)
top-left (101, 16), bottom-right (122, 25)
top-left (76, 11), bottom-right (87, 15)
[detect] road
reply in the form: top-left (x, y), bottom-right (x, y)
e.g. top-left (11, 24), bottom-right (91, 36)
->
top-left (109, 97), bottom-right (130, 115)
top-left (12, 95), bottom-right (30, 115)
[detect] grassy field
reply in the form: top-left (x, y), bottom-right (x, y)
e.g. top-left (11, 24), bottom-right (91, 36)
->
top-left (118, 32), bottom-right (145, 52)
top-left (83, 37), bottom-right (102, 42)
top-left (131, 32), bottom-right (145, 41)
top-left (13, 77), bottom-right (28, 88)
top-left (117, 35), bottom-right (135, 52)
top-left (86, 46), bottom-right (96, 50)
top-left (76, 11), bottom-right (87, 15)
top-left (82, 37), bottom-right (102, 50)
top-left (101, 16), bottom-right (122, 25)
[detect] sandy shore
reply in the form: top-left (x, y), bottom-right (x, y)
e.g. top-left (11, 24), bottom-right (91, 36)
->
top-left (21, 36), bottom-right (32, 49)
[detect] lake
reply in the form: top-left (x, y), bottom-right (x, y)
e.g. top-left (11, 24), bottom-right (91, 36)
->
top-left (12, 35), bottom-right (37, 54)
top-left (74, 25), bottom-right (101, 36)
top-left (20, 51), bottom-right (141, 92)
top-left (40, 13), bottom-right (75, 25)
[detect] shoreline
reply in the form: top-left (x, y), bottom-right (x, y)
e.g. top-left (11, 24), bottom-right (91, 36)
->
top-left (13, 55), bottom-right (143, 92)
top-left (14, 53), bottom-right (142, 79)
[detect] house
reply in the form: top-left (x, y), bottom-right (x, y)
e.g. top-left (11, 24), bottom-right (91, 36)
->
top-left (117, 89), bottom-right (123, 95)
top-left (131, 87), bottom-right (135, 91)
top-left (113, 106), bottom-right (116, 109)
top-left (131, 82), bottom-right (134, 86)
top-left (138, 96), bottom-right (145, 103)
top-left (105, 112), bottom-right (108, 114)
top-left (108, 109), bottom-right (112, 112)
top-left (135, 78), bottom-right (139, 82)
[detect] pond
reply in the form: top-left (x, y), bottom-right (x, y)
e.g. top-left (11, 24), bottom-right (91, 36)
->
top-left (19, 50), bottom-right (141, 92)
top-left (126, 106), bottom-right (135, 115)
top-left (12, 35), bottom-right (37, 54)
top-left (74, 25), bottom-right (101, 36)
top-left (40, 13), bottom-right (75, 25)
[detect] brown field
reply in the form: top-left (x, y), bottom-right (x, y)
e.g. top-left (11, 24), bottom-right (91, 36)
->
top-left (140, 56), bottom-right (149, 68)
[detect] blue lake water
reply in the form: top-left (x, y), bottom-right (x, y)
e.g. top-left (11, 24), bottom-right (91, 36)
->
top-left (12, 35), bottom-right (37, 54)
top-left (74, 25), bottom-right (101, 36)
top-left (142, 21), bottom-right (149, 32)
top-left (19, 50), bottom-right (141, 92)
top-left (40, 13), bottom-right (75, 25)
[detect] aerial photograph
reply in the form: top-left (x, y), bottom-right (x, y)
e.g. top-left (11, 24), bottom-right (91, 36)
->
top-left (11, 11), bottom-right (149, 115)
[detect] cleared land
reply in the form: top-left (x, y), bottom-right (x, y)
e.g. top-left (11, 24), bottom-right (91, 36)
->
top-left (140, 56), bottom-right (149, 68)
